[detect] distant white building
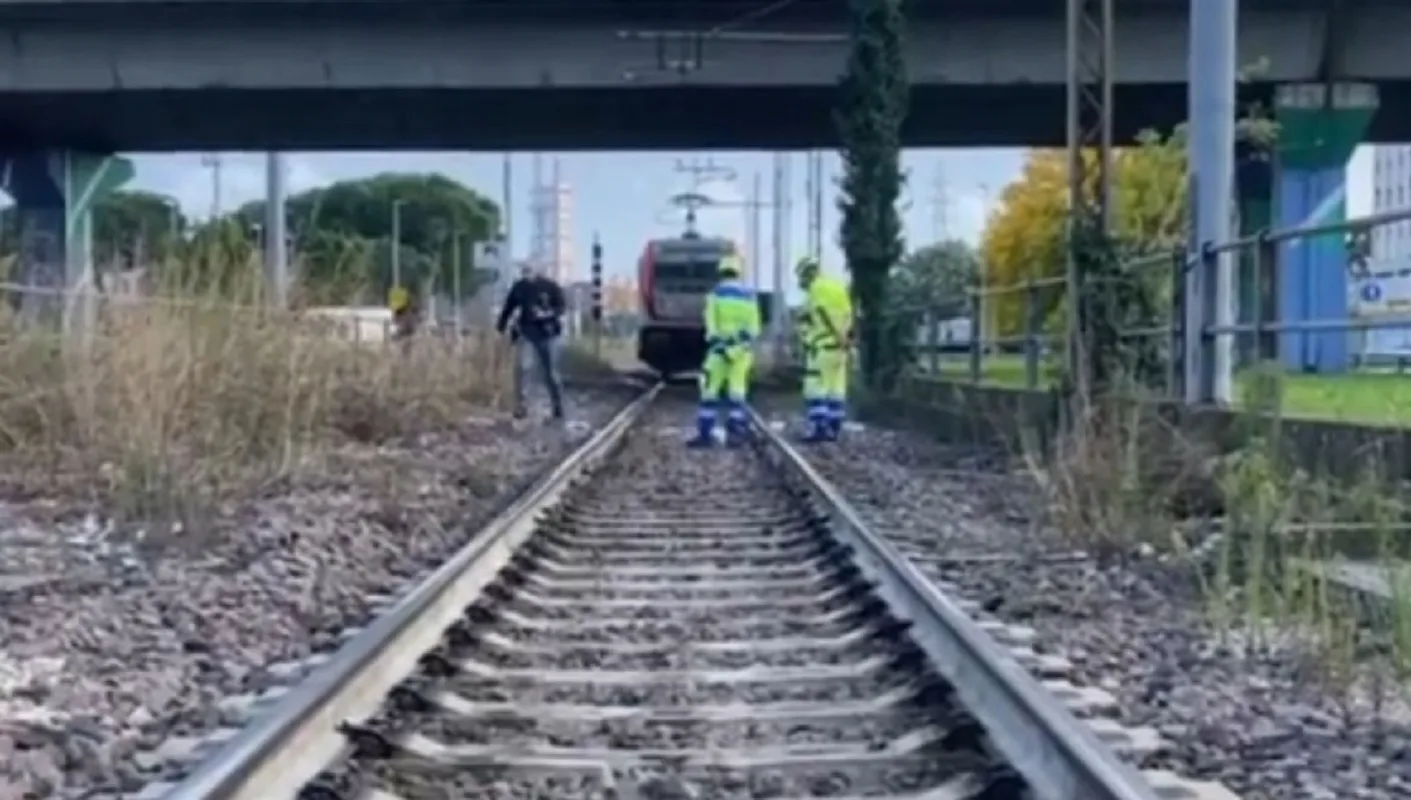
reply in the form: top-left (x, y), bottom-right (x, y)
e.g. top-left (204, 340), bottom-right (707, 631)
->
top-left (1357, 146), bottom-right (1411, 357)
top-left (1372, 145), bottom-right (1411, 260)
top-left (528, 156), bottom-right (574, 285)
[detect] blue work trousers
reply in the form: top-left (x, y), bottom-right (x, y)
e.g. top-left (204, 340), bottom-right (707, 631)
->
top-left (514, 334), bottom-right (565, 417)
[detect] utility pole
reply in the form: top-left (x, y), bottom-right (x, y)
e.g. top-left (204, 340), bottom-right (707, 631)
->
top-left (931, 165), bottom-right (952, 242)
top-left (499, 154), bottom-right (513, 307)
top-left (976, 180), bottom-right (993, 343)
top-left (749, 172), bottom-right (764, 289)
top-left (451, 232), bottom-right (463, 333)
top-left (804, 151), bottom-right (825, 263)
top-left (770, 153), bottom-right (794, 356)
top-left (501, 153), bottom-right (513, 249)
top-left (1066, 0), bottom-right (1114, 403)
top-left (391, 199), bottom-right (405, 288)
top-left (201, 154), bottom-right (223, 219)
top-left (264, 153), bottom-right (288, 309)
top-left (1188, 0), bottom-right (1237, 404)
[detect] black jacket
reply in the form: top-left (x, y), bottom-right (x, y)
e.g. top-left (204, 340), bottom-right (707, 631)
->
top-left (496, 276), bottom-right (566, 341)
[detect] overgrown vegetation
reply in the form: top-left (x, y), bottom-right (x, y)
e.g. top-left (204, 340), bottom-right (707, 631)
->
top-left (1025, 359), bottom-right (1411, 723)
top-left (1006, 62), bottom-right (1411, 718)
top-left (0, 239), bottom-right (519, 540)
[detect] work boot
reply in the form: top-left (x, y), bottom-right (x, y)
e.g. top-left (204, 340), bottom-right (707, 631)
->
top-left (800, 420), bottom-right (832, 444)
top-left (726, 417), bottom-right (751, 446)
top-left (686, 416), bottom-right (716, 448)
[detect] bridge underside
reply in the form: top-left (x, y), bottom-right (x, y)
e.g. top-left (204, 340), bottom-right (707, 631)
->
top-left (8, 82), bottom-right (1411, 152)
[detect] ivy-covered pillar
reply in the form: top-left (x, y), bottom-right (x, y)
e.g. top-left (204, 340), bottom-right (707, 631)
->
top-left (836, 0), bottom-right (909, 392)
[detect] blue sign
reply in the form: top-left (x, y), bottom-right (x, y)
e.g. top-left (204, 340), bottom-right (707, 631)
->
top-left (1362, 282), bottom-right (1384, 303)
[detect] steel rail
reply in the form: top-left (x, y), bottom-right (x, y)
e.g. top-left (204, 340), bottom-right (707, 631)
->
top-left (747, 406), bottom-right (1163, 800)
top-left (162, 383), bottom-right (662, 800)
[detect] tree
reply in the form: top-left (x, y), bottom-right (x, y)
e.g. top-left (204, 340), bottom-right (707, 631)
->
top-left (980, 146), bottom-right (1184, 340)
top-left (234, 173), bottom-right (500, 303)
top-left (93, 191), bottom-right (188, 267)
top-left (836, 0), bottom-right (909, 390)
top-left (0, 190), bottom-right (188, 268)
top-left (892, 239), bottom-right (981, 321)
top-left (979, 144), bottom-right (1189, 390)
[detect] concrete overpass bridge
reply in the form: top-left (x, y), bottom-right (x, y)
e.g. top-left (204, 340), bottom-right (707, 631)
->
top-left (0, 0), bottom-right (1407, 152)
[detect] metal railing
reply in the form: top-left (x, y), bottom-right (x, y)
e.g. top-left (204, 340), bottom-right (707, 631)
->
top-left (914, 206), bottom-right (1411, 403)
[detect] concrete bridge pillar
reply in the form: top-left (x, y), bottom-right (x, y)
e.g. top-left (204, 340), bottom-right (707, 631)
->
top-left (0, 150), bottom-right (132, 329)
top-left (1273, 83), bottom-right (1377, 374)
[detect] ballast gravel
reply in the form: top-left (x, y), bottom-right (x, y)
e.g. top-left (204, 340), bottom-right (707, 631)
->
top-left (0, 387), bottom-right (630, 799)
top-left (782, 412), bottom-right (1411, 800)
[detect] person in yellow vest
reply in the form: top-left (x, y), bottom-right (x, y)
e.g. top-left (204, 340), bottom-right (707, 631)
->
top-left (689, 254), bottom-right (761, 448)
top-left (388, 285), bottom-right (417, 342)
top-left (794, 256), bottom-right (853, 442)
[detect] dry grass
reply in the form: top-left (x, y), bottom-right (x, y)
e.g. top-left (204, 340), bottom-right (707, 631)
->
top-left (1020, 392), bottom-right (1221, 563)
top-left (0, 267), bottom-right (518, 533)
top-left (1019, 370), bottom-right (1411, 713)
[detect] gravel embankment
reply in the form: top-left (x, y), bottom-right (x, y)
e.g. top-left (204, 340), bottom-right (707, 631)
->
top-left (0, 386), bottom-right (632, 799)
top-left (764, 409), bottom-right (1411, 800)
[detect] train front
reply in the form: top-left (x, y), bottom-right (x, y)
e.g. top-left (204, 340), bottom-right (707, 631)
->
top-left (637, 234), bottom-right (738, 378)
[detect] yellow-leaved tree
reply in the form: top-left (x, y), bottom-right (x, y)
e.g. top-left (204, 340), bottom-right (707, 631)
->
top-left (980, 133), bottom-right (1192, 339)
top-left (979, 54), bottom-right (1279, 342)
top-left (980, 150), bottom-right (1067, 337)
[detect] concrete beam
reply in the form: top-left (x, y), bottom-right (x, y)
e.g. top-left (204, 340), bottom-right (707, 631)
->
top-left (0, 6), bottom-right (1408, 150)
top-left (0, 9), bottom-right (1407, 95)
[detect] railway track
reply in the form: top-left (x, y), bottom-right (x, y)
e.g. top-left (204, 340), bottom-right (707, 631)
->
top-left (155, 385), bottom-right (1236, 800)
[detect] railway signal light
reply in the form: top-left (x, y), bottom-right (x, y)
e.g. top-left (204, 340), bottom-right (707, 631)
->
top-left (591, 235), bottom-right (604, 323)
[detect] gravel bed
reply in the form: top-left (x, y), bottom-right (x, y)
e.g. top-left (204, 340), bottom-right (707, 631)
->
top-left (443, 674), bottom-right (914, 707)
top-left (468, 641), bottom-right (874, 672)
top-left (779, 411), bottom-right (1411, 800)
top-left (332, 756), bottom-right (983, 800)
top-left (499, 601), bottom-right (840, 625)
top-left (517, 584), bottom-right (820, 602)
top-left (534, 549), bottom-right (811, 569)
top-left (0, 386), bottom-right (632, 799)
top-left (546, 535), bottom-right (812, 552)
top-left (416, 713), bottom-right (927, 750)
top-left (488, 618), bottom-right (857, 644)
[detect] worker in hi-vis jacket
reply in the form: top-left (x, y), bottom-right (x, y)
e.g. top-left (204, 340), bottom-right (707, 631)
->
top-left (688, 254), bottom-right (760, 448)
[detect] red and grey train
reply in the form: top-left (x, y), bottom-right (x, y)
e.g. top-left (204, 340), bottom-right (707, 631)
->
top-left (636, 232), bottom-right (741, 377)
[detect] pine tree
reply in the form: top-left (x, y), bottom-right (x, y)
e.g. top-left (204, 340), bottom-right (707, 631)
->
top-left (835, 0), bottom-right (909, 390)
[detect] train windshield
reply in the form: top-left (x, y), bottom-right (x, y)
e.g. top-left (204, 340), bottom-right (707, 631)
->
top-left (654, 256), bottom-right (721, 282)
top-left (653, 239), bottom-right (730, 285)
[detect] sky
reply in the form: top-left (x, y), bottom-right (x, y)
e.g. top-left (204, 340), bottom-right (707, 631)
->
top-left (92, 144), bottom-right (1380, 294)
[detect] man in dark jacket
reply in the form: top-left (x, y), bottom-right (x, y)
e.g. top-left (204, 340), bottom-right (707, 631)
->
top-left (496, 265), bottom-right (567, 419)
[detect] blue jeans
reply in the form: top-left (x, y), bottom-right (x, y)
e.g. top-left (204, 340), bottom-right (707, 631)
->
top-left (514, 335), bottom-right (564, 417)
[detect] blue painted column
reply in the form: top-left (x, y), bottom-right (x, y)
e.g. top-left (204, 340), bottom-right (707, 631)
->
top-left (1274, 83), bottom-right (1377, 373)
top-left (1, 151), bottom-right (132, 326)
